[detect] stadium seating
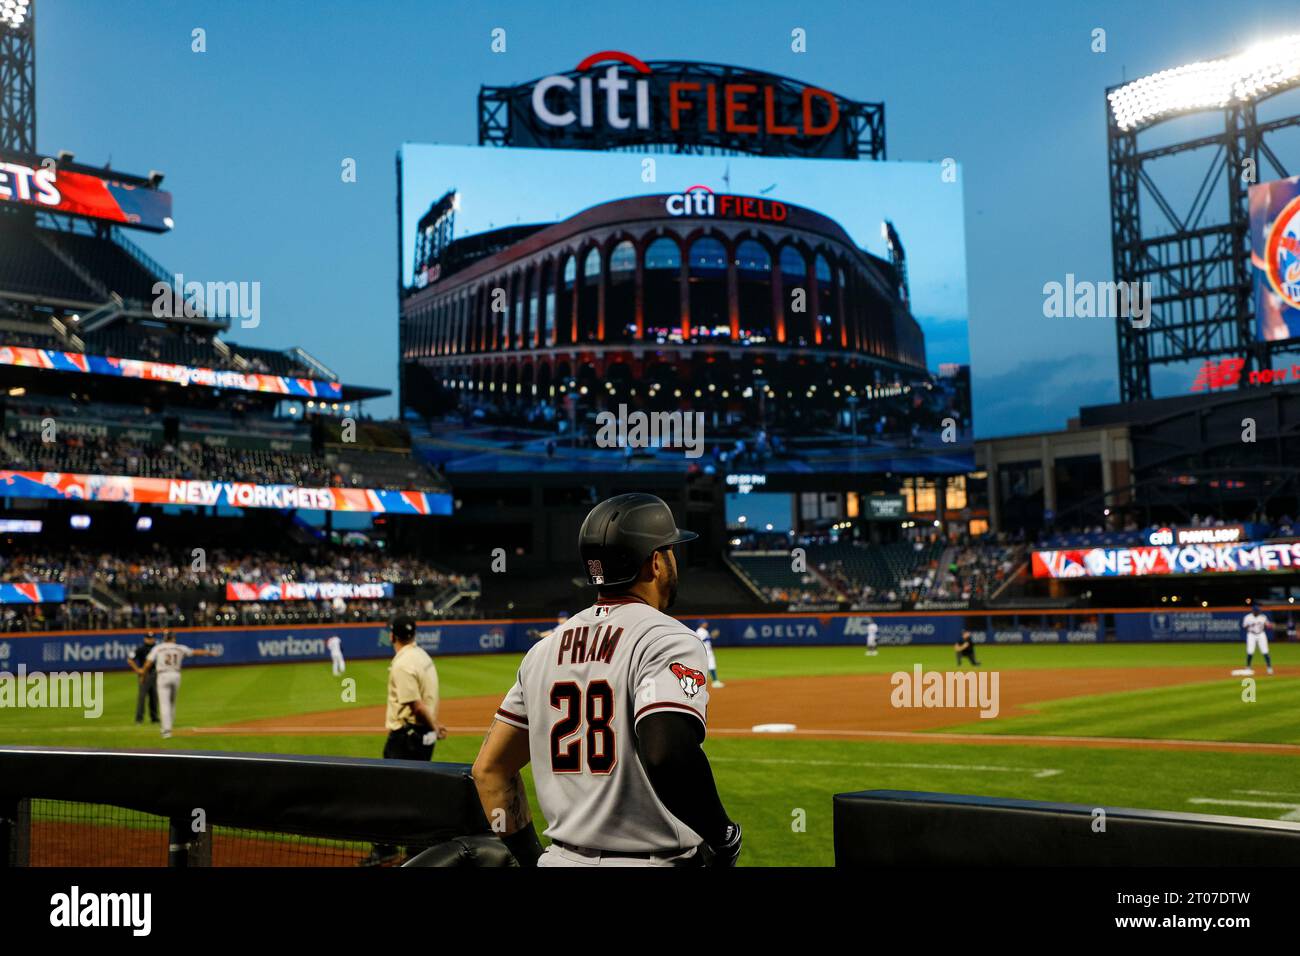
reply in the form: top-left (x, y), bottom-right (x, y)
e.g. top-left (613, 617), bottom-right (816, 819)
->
top-left (0, 545), bottom-right (482, 632)
top-left (38, 229), bottom-right (164, 304)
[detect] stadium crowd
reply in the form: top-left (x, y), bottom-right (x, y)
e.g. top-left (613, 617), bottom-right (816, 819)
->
top-left (2, 422), bottom-right (446, 491)
top-left (0, 546), bottom-right (475, 592)
top-left (0, 596), bottom-right (480, 633)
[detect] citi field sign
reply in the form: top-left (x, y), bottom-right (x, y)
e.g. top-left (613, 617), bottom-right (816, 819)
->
top-left (665, 185), bottom-right (788, 222)
top-left (482, 51), bottom-right (877, 159)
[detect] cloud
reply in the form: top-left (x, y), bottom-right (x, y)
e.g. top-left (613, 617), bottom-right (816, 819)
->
top-left (973, 353), bottom-right (1118, 438)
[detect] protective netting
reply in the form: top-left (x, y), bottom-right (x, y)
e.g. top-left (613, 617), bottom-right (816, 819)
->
top-left (22, 800), bottom-right (169, 867)
top-left (13, 799), bottom-right (394, 867)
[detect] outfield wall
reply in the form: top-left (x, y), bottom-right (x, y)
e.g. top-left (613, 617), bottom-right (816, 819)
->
top-left (0, 607), bottom-right (1289, 671)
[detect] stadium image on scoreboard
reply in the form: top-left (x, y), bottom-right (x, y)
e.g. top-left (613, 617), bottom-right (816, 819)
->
top-left (398, 145), bottom-right (973, 475)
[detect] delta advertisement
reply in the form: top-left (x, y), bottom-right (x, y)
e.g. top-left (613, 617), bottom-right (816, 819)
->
top-left (225, 581), bottom-right (396, 602)
top-left (0, 470), bottom-right (453, 515)
top-left (1250, 174), bottom-right (1300, 343)
top-left (0, 583), bottom-right (65, 604)
top-left (1032, 541), bottom-right (1300, 578)
top-left (0, 345), bottom-right (345, 400)
top-left (0, 151), bottom-right (173, 232)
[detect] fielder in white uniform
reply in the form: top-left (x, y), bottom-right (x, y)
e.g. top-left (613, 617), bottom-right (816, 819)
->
top-left (326, 635), bottom-right (346, 676)
top-left (695, 621), bottom-right (723, 687)
top-left (143, 630), bottom-right (216, 738)
top-left (1242, 608), bottom-right (1274, 675)
top-left (472, 493), bottom-right (740, 868)
top-left (864, 616), bottom-right (879, 656)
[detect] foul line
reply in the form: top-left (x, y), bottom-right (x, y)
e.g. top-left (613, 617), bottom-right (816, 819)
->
top-left (163, 723), bottom-right (1300, 756)
top-left (708, 755), bottom-right (1062, 777)
top-left (704, 727), bottom-right (1300, 754)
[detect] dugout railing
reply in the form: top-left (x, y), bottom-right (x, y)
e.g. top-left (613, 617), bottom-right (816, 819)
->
top-left (834, 790), bottom-right (1300, 865)
top-left (0, 746), bottom-right (491, 867)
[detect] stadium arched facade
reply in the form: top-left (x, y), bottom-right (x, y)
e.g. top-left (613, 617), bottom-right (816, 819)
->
top-left (400, 194), bottom-right (928, 429)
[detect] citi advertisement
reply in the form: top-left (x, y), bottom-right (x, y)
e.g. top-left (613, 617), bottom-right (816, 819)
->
top-left (1250, 174), bottom-right (1300, 342)
top-left (1032, 541), bottom-right (1300, 578)
top-left (0, 470), bottom-right (452, 515)
top-left (0, 345), bottom-right (344, 400)
top-left (225, 581), bottom-right (396, 602)
top-left (0, 152), bottom-right (173, 232)
top-left (485, 51), bottom-right (864, 159)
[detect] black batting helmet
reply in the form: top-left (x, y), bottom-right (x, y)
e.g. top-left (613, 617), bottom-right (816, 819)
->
top-left (579, 493), bottom-right (698, 587)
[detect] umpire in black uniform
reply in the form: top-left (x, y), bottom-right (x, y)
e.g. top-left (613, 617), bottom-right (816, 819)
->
top-left (128, 631), bottom-right (160, 724)
top-left (955, 629), bottom-right (981, 667)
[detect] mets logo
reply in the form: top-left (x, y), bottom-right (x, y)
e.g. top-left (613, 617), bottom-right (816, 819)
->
top-left (1264, 194), bottom-right (1300, 309)
top-left (670, 661), bottom-right (707, 698)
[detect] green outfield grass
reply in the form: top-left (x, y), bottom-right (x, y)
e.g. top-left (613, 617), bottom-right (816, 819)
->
top-left (3, 642), bottom-right (1298, 866)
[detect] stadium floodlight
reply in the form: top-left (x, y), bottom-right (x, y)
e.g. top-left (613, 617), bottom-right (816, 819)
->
top-left (1109, 34), bottom-right (1300, 130)
top-left (2, 0), bottom-right (30, 30)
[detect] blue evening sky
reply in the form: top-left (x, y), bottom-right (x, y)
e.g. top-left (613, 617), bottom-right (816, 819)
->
top-left (36, 0), bottom-right (1287, 436)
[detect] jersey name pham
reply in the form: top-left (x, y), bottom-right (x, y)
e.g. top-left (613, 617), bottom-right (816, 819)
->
top-left (556, 625), bottom-right (624, 666)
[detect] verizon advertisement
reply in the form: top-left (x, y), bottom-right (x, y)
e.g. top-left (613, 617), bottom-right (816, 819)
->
top-left (1033, 541), bottom-right (1300, 578)
top-left (225, 581), bottom-right (396, 602)
top-left (0, 151), bottom-right (173, 232)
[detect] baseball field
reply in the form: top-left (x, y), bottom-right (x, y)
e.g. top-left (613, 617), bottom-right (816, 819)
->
top-left (8, 641), bottom-right (1300, 866)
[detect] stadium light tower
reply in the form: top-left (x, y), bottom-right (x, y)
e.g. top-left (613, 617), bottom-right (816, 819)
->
top-left (1107, 34), bottom-right (1300, 402)
top-left (0, 0), bottom-right (34, 153)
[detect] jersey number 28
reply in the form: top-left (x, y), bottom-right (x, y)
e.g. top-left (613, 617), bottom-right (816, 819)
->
top-left (549, 680), bottom-right (616, 774)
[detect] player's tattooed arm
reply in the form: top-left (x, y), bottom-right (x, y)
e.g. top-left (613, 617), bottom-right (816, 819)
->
top-left (502, 771), bottom-right (532, 832)
top-left (472, 719), bottom-right (544, 865)
top-left (471, 718), bottom-right (533, 835)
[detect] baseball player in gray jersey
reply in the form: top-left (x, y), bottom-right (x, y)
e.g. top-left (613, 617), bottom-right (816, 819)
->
top-left (472, 493), bottom-right (741, 867)
top-left (142, 629), bottom-right (216, 738)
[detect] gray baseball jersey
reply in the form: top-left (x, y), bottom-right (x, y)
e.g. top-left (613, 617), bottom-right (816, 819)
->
top-left (145, 643), bottom-right (193, 675)
top-left (494, 595), bottom-right (711, 853)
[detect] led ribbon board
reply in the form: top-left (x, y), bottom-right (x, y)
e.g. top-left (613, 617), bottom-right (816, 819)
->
top-left (0, 151), bottom-right (173, 232)
top-left (225, 582), bottom-right (396, 601)
top-left (0, 471), bottom-right (452, 516)
top-left (0, 345), bottom-right (345, 400)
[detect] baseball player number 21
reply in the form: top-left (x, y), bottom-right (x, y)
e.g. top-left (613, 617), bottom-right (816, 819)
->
top-left (549, 680), bottom-right (616, 774)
